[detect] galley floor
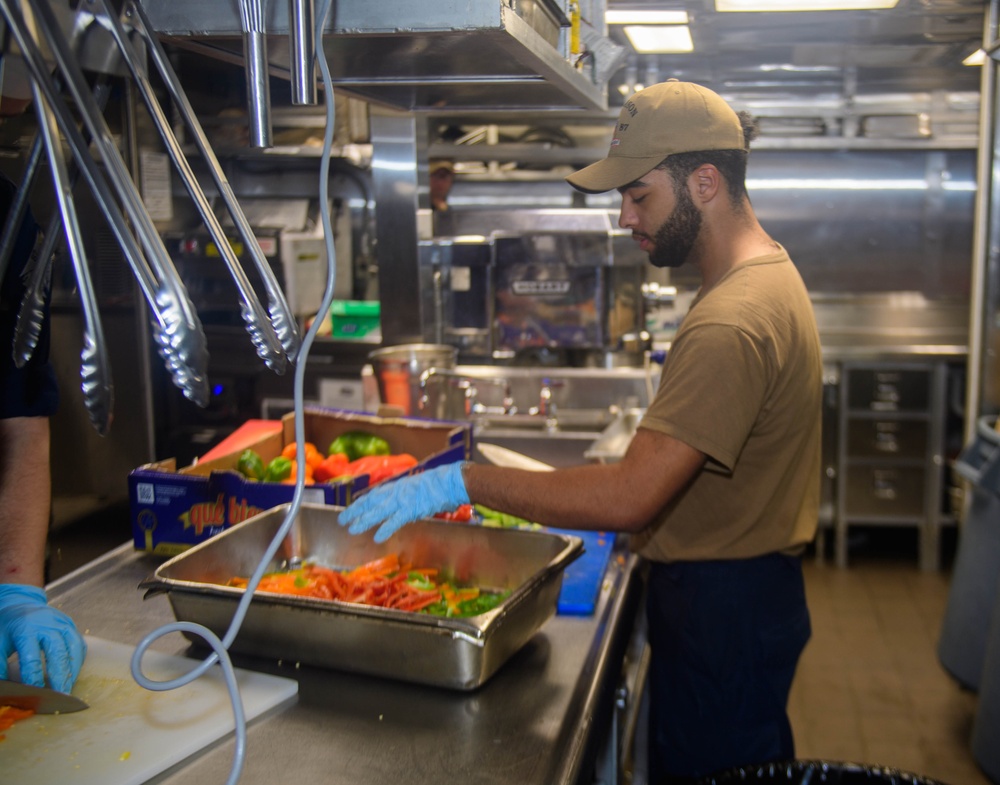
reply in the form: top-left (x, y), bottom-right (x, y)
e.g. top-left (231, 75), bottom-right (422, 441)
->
top-left (789, 528), bottom-right (992, 785)
top-left (46, 505), bottom-right (992, 785)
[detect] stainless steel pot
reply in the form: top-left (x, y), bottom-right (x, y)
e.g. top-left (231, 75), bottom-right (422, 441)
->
top-left (368, 343), bottom-right (458, 418)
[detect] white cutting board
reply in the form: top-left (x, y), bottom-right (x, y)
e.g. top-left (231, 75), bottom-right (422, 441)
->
top-left (0, 636), bottom-right (298, 784)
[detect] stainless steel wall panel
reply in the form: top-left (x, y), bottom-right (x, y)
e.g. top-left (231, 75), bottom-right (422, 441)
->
top-left (748, 150), bottom-right (975, 300)
top-left (447, 148), bottom-right (976, 303)
top-left (370, 110), bottom-right (423, 344)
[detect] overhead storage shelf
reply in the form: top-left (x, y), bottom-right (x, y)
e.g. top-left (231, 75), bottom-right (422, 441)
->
top-left (138, 0), bottom-right (609, 114)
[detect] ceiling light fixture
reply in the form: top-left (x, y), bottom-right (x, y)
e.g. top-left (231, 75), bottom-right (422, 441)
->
top-left (716, 0), bottom-right (898, 11)
top-left (623, 25), bottom-right (694, 54)
top-left (606, 10), bottom-right (690, 25)
top-left (963, 49), bottom-right (986, 66)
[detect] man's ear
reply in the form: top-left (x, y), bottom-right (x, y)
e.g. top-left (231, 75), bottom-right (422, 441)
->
top-left (690, 164), bottom-right (721, 204)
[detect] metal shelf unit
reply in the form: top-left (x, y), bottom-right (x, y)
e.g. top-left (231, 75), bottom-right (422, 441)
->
top-left (834, 361), bottom-right (949, 571)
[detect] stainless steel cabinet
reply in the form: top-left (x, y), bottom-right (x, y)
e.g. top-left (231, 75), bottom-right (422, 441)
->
top-left (834, 361), bottom-right (949, 571)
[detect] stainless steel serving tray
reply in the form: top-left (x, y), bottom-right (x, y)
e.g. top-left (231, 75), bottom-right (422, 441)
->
top-left (141, 503), bottom-right (583, 690)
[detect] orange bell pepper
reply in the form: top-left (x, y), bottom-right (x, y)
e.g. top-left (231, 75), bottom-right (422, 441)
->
top-left (281, 441), bottom-right (324, 470)
top-left (314, 452), bottom-right (351, 483)
top-left (279, 458), bottom-right (315, 485)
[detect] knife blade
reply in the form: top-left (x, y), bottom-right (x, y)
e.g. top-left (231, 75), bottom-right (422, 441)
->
top-left (0, 678), bottom-right (88, 714)
top-left (476, 442), bottom-right (556, 472)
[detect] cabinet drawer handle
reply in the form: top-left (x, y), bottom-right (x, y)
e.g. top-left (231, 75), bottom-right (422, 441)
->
top-left (872, 471), bottom-right (898, 500)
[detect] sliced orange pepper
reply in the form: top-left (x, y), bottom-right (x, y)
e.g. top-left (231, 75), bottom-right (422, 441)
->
top-left (228, 556), bottom-right (505, 616)
top-left (0, 705), bottom-right (35, 740)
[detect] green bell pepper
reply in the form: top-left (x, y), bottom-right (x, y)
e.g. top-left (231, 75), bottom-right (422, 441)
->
top-left (263, 455), bottom-right (293, 483)
top-left (327, 431), bottom-right (391, 461)
top-left (236, 449), bottom-right (265, 480)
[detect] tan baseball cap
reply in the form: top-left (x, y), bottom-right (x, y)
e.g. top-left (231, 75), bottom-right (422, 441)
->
top-left (566, 79), bottom-right (746, 194)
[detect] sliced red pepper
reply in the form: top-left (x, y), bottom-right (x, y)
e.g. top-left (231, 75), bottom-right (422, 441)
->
top-left (435, 503), bottom-right (474, 522)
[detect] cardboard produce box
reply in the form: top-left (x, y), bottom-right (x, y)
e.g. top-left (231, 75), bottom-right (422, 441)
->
top-left (129, 407), bottom-right (471, 555)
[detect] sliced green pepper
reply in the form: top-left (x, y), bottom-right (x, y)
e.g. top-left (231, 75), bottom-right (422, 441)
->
top-left (474, 504), bottom-right (540, 530)
top-left (406, 571), bottom-right (436, 592)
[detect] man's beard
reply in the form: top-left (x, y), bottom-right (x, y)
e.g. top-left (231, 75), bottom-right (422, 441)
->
top-left (647, 187), bottom-right (702, 269)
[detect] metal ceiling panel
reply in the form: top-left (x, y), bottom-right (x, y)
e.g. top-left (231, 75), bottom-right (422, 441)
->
top-left (604, 0), bottom-right (985, 107)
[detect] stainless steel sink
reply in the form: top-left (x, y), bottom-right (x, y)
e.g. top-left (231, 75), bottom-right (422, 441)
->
top-left (473, 404), bottom-right (647, 469)
top-left (473, 425), bottom-right (604, 469)
top-left (426, 365), bottom-right (654, 468)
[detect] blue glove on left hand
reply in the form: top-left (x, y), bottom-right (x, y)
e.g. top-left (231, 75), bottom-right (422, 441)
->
top-left (338, 462), bottom-right (469, 543)
top-left (0, 584), bottom-right (87, 693)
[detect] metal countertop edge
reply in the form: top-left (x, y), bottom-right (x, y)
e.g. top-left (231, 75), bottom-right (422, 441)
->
top-left (550, 541), bottom-right (645, 785)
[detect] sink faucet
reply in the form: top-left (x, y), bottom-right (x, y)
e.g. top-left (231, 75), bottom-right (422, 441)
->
top-left (531, 377), bottom-right (563, 432)
top-left (419, 369), bottom-right (515, 417)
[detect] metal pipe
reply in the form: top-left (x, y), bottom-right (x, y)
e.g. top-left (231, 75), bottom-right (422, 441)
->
top-left (239, 0), bottom-right (272, 148)
top-left (123, 76), bottom-right (158, 464)
top-left (289, 0), bottom-right (317, 105)
top-left (965, 0), bottom-right (998, 444)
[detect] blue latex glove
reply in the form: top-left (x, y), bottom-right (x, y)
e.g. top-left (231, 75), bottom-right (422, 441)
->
top-left (0, 584), bottom-right (87, 693)
top-left (339, 462), bottom-right (469, 543)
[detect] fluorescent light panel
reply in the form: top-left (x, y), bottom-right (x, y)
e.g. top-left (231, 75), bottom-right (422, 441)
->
top-left (964, 49), bottom-right (986, 66)
top-left (606, 10), bottom-right (689, 24)
top-left (623, 25), bottom-right (694, 53)
top-left (716, 0), bottom-right (898, 10)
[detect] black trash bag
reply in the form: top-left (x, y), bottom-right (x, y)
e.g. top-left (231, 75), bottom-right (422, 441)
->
top-left (697, 760), bottom-right (950, 785)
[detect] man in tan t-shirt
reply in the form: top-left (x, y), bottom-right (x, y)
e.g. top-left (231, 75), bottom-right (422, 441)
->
top-left (341, 80), bottom-right (823, 782)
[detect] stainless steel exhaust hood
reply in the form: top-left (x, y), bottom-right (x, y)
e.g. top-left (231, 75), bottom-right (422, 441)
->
top-left (138, 0), bottom-right (609, 114)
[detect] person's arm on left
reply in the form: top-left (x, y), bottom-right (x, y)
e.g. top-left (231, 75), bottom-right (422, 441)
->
top-left (0, 416), bottom-right (86, 693)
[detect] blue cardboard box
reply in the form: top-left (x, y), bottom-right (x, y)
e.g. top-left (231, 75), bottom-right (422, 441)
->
top-left (129, 406), bottom-right (471, 555)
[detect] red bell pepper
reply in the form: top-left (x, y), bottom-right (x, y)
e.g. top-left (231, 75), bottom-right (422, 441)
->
top-left (346, 453), bottom-right (418, 485)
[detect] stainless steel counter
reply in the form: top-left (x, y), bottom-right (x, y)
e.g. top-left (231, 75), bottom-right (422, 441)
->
top-left (46, 537), bottom-right (643, 785)
top-left (814, 295), bottom-right (969, 362)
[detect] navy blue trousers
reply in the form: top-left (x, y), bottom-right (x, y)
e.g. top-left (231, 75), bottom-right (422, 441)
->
top-left (645, 553), bottom-right (811, 784)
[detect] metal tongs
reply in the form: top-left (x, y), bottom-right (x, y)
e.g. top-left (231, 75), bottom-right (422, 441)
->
top-left (98, 0), bottom-right (300, 369)
top-left (11, 80), bottom-right (112, 374)
top-left (14, 74), bottom-right (116, 434)
top-left (0, 0), bottom-right (211, 409)
top-left (2, 0), bottom-right (304, 428)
